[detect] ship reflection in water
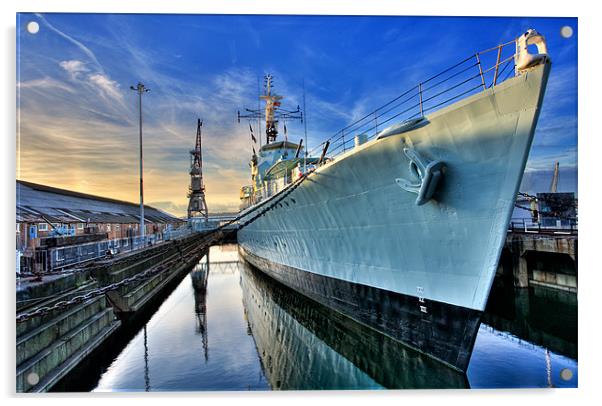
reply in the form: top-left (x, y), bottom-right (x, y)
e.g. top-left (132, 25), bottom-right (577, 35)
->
top-left (93, 244), bottom-right (577, 391)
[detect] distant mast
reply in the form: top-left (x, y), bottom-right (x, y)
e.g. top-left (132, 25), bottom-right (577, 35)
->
top-left (187, 119), bottom-right (209, 222)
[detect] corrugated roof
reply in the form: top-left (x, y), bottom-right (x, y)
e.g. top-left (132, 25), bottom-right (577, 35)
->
top-left (16, 180), bottom-right (183, 224)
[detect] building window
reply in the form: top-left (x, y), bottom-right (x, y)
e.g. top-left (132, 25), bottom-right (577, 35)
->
top-left (38, 223), bottom-right (48, 231)
top-left (116, 224), bottom-right (120, 230)
top-left (78, 223), bottom-right (84, 230)
top-left (107, 225), bottom-right (111, 231)
top-left (16, 223), bottom-right (20, 233)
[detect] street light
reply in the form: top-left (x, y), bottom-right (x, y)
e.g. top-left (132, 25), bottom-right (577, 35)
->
top-left (130, 82), bottom-right (150, 239)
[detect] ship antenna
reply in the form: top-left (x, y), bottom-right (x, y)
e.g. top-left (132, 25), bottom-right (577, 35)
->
top-left (257, 75), bottom-right (262, 148)
top-left (236, 74), bottom-right (301, 147)
top-left (303, 78), bottom-right (308, 173)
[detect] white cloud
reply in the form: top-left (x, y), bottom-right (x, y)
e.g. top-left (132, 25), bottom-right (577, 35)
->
top-left (59, 60), bottom-right (89, 79)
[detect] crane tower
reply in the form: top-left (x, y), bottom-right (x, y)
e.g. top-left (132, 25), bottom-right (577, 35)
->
top-left (187, 119), bottom-right (209, 222)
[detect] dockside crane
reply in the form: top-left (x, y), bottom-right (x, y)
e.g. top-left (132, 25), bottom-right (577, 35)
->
top-left (550, 161), bottom-right (559, 193)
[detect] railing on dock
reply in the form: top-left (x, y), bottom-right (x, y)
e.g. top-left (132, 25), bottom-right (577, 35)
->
top-left (45, 234), bottom-right (164, 272)
top-left (19, 232), bottom-right (177, 275)
top-left (17, 221), bottom-right (233, 275)
top-left (507, 217), bottom-right (578, 235)
top-left (309, 39), bottom-right (518, 162)
top-left (164, 225), bottom-right (195, 240)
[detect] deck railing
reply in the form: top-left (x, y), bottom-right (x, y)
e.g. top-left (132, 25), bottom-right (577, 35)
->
top-left (309, 39), bottom-right (518, 162)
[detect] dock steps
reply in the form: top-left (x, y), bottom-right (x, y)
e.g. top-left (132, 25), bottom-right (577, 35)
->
top-left (123, 254), bottom-right (196, 312)
top-left (16, 307), bottom-right (119, 392)
top-left (16, 296), bottom-right (107, 365)
top-left (17, 279), bottom-right (99, 337)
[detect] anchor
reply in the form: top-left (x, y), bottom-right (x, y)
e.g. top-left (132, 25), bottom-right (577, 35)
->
top-left (395, 146), bottom-right (445, 206)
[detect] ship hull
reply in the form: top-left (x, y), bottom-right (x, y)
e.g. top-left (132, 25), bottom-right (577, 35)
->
top-left (238, 62), bottom-right (550, 371)
top-left (239, 258), bottom-right (469, 388)
top-left (240, 245), bottom-right (480, 372)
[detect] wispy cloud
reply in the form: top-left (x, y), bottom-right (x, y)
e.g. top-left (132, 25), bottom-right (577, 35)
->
top-left (18, 77), bottom-right (75, 93)
top-left (17, 14), bottom-right (578, 216)
top-left (525, 146), bottom-right (578, 172)
top-left (18, 14), bottom-right (262, 214)
top-left (35, 13), bottom-right (105, 72)
top-left (88, 73), bottom-right (126, 106)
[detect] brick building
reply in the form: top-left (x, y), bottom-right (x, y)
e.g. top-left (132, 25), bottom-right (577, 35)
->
top-left (16, 180), bottom-right (184, 253)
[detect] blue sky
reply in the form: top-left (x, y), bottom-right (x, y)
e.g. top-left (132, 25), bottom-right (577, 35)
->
top-left (16, 13), bottom-right (578, 214)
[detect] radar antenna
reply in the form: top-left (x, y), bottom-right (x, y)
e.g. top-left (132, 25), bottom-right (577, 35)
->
top-left (237, 74), bottom-right (303, 144)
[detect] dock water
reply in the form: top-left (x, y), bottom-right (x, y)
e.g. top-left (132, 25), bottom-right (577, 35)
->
top-left (16, 229), bottom-right (577, 391)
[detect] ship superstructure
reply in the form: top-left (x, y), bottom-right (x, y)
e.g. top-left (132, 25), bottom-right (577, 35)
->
top-left (236, 29), bottom-right (551, 372)
top-left (238, 75), bottom-right (319, 209)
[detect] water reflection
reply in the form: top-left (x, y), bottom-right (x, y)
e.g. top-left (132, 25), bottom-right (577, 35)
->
top-left (191, 256), bottom-right (209, 362)
top-left (143, 326), bottom-right (150, 391)
top-left (483, 276), bottom-right (577, 359)
top-left (94, 245), bottom-right (269, 391)
top-left (91, 244), bottom-right (577, 391)
top-left (239, 259), bottom-right (468, 389)
top-left (467, 276), bottom-right (578, 388)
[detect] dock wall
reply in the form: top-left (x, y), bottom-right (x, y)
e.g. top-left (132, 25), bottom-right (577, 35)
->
top-left (500, 231), bottom-right (577, 293)
top-left (16, 232), bottom-right (213, 393)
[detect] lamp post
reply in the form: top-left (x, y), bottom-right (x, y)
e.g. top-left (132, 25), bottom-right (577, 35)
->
top-left (130, 82), bottom-right (150, 239)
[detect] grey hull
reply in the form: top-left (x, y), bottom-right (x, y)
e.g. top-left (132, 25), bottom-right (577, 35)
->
top-left (238, 62), bottom-right (550, 313)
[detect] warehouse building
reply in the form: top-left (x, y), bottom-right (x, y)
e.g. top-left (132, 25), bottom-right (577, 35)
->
top-left (16, 180), bottom-right (185, 253)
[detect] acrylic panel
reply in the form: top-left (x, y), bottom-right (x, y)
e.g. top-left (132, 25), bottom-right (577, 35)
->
top-left (16, 13), bottom-right (577, 392)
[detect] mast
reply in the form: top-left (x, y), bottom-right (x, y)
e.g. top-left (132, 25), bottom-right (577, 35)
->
top-left (260, 74), bottom-right (283, 144)
top-left (237, 74), bottom-right (302, 147)
top-left (257, 75), bottom-right (262, 148)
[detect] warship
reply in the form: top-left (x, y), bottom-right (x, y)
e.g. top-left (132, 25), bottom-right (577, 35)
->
top-left (236, 29), bottom-right (551, 371)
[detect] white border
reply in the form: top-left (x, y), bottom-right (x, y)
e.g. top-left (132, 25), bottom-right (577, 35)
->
top-left (2, 1), bottom-right (599, 405)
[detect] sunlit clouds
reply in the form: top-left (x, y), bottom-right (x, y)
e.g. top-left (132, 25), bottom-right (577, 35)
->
top-left (16, 14), bottom-right (578, 216)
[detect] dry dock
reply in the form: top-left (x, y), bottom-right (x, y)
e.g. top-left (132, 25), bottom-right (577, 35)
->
top-left (16, 230), bottom-right (233, 392)
top-left (499, 226), bottom-right (577, 293)
top-left (15, 219), bottom-right (575, 392)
